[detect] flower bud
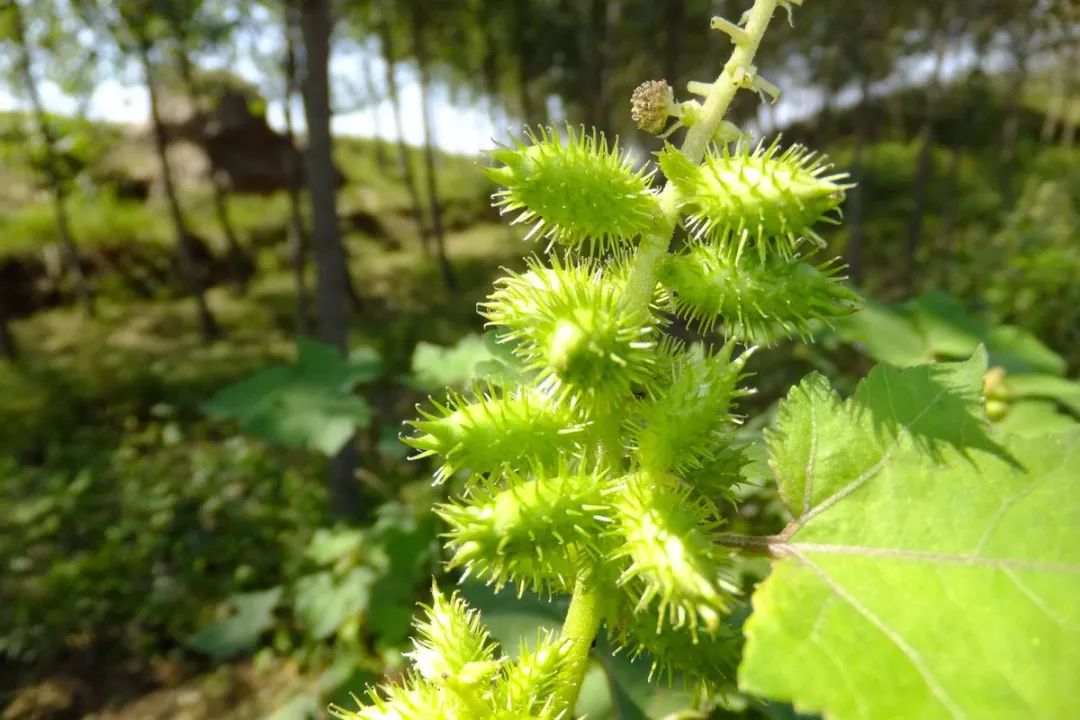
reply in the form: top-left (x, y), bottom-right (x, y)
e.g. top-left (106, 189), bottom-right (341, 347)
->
top-left (631, 79), bottom-right (676, 134)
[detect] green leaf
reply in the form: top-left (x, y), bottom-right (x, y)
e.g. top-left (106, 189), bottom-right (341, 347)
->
top-left (188, 587), bottom-right (282, 661)
top-left (295, 568), bottom-right (376, 640)
top-left (741, 357), bottom-right (1080, 719)
top-left (266, 693), bottom-right (320, 720)
top-left (983, 326), bottom-right (1066, 376)
top-left (203, 340), bottom-right (378, 455)
top-left (832, 292), bottom-right (1067, 376)
top-left (305, 527), bottom-right (365, 567)
top-left (1007, 374), bottom-right (1080, 417)
top-left (994, 401), bottom-right (1077, 435)
top-left (407, 333), bottom-right (496, 391)
top-left (831, 300), bottom-right (932, 367)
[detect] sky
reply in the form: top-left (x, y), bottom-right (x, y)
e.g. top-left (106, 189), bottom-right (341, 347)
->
top-left (0, 16), bottom-right (1008, 159)
top-left (0, 45), bottom-right (505, 155)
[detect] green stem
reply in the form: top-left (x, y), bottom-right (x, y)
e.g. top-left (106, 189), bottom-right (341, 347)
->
top-left (552, 1), bottom-right (781, 716)
top-left (621, 0), bottom-right (782, 318)
top-left (552, 576), bottom-right (605, 712)
top-left (550, 2), bottom-right (785, 715)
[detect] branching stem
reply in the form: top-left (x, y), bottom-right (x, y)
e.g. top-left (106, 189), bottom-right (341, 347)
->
top-left (552, 1), bottom-right (783, 713)
top-left (621, 0), bottom-right (782, 319)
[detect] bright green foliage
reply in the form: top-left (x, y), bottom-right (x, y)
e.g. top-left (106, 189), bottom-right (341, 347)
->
top-left (658, 140), bottom-right (851, 253)
top-left (629, 342), bottom-right (750, 476)
top-left (612, 610), bottom-right (738, 690)
top-left (295, 568), bottom-right (376, 640)
top-left (830, 292), bottom-right (1080, 428)
top-left (487, 126), bottom-right (660, 253)
top-left (437, 468), bottom-right (609, 595)
top-left (331, 588), bottom-right (574, 720)
top-left (482, 257), bottom-right (658, 409)
top-left (188, 587), bottom-right (282, 661)
top-left (203, 340), bottom-right (381, 456)
top-left (339, 3), bottom-right (1075, 719)
top-left (405, 388), bottom-right (585, 483)
top-left (658, 243), bottom-right (862, 343)
top-left (609, 473), bottom-right (737, 635)
top-left (740, 353), bottom-right (1080, 719)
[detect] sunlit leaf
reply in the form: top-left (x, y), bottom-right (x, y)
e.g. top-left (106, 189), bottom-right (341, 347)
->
top-left (741, 356), bottom-right (1080, 719)
top-left (188, 587), bottom-right (282, 661)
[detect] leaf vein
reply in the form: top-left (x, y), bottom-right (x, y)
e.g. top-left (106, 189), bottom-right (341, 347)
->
top-left (787, 383), bottom-right (950, 536)
top-left (783, 542), bottom-right (1080, 574)
top-left (791, 549), bottom-right (968, 720)
top-left (1003, 567), bottom-right (1072, 630)
top-left (802, 394), bottom-right (819, 516)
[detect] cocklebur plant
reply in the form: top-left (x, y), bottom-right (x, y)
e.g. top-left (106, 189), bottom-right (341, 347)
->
top-left (335, 2), bottom-right (1080, 719)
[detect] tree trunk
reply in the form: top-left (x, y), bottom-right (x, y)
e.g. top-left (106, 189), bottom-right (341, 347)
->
top-left (512, 0), bottom-right (543, 127)
top-left (378, 8), bottom-right (432, 257)
top-left (940, 148), bottom-right (963, 261)
top-left (13, 2), bottom-right (94, 317)
top-left (359, 51), bottom-right (388, 169)
top-left (579, 0), bottom-right (622, 134)
top-left (283, 0), bottom-right (310, 338)
top-left (906, 33), bottom-right (948, 270)
top-left (410, 0), bottom-right (455, 288)
top-left (845, 75), bottom-right (872, 286)
top-left (0, 303), bottom-right (17, 361)
top-left (175, 50), bottom-right (248, 292)
top-left (139, 43), bottom-right (219, 341)
top-left (663, 0), bottom-right (685, 87)
top-left (1000, 39), bottom-right (1030, 207)
top-left (480, 5), bottom-right (504, 129)
top-left (299, 0), bottom-right (364, 519)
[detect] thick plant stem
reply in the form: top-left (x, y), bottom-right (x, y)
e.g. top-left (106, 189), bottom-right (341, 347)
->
top-left (552, 577), bottom-right (605, 712)
top-left (552, 2), bottom-right (783, 713)
top-left (621, 0), bottom-right (781, 318)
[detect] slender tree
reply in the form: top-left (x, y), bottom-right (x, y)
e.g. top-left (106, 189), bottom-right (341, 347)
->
top-left (373, 2), bottom-right (432, 257)
top-left (6, 0), bottom-right (94, 316)
top-left (173, 50), bottom-right (249, 291)
top-left (298, 0), bottom-right (363, 518)
top-left (408, 0), bottom-right (455, 287)
top-left (906, 10), bottom-right (957, 268)
top-left (281, 0), bottom-right (310, 337)
top-left (136, 34), bottom-right (220, 340)
top-left (0, 302), bottom-right (16, 361)
top-left (358, 50), bottom-right (388, 169)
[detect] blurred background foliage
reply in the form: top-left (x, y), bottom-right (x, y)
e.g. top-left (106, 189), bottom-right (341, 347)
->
top-left (0, 0), bottom-right (1077, 718)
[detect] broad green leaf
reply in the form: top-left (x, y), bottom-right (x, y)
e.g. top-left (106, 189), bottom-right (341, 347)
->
top-left (305, 527), bottom-right (365, 567)
top-left (995, 400), bottom-right (1077, 435)
top-left (265, 693), bottom-right (320, 720)
top-left (830, 300), bottom-right (930, 367)
top-left (767, 350), bottom-right (1005, 518)
top-left (203, 340), bottom-right (378, 455)
top-left (1007, 374), bottom-right (1080, 417)
top-left (741, 356), bottom-right (1080, 719)
top-left (903, 291), bottom-right (984, 359)
top-left (295, 568), bottom-right (376, 640)
top-left (407, 334), bottom-right (495, 391)
top-left (406, 332), bottom-right (525, 391)
top-left (983, 326), bottom-right (1066, 376)
top-left (832, 292), bottom-right (1066, 376)
top-left (188, 587), bottom-right (282, 661)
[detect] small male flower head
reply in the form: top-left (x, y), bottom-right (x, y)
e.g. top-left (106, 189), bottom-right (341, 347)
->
top-left (631, 79), bottom-right (676, 135)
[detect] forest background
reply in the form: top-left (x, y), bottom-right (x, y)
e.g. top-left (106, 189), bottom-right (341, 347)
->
top-left (1, 0), bottom-right (1077, 718)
